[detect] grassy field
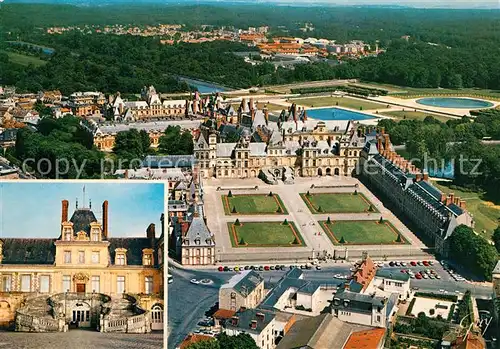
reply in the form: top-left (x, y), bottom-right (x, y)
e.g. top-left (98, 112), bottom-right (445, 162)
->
top-left (231, 102), bottom-right (285, 111)
top-left (301, 192), bottom-right (376, 214)
top-left (320, 220), bottom-right (406, 245)
top-left (3, 51), bottom-right (47, 67)
top-left (351, 81), bottom-right (500, 101)
top-left (223, 194), bottom-right (288, 215)
top-left (291, 96), bottom-right (387, 110)
top-left (380, 110), bottom-right (454, 123)
top-left (432, 181), bottom-right (500, 240)
top-left (228, 221), bottom-right (305, 247)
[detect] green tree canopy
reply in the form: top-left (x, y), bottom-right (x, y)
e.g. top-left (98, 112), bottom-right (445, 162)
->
top-left (158, 125), bottom-right (194, 155)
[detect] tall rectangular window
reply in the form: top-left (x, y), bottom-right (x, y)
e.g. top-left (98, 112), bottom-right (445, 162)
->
top-left (2, 275), bottom-right (12, 292)
top-left (117, 276), bottom-right (125, 294)
top-left (92, 252), bottom-right (100, 264)
top-left (39, 275), bottom-right (50, 293)
top-left (78, 251), bottom-right (85, 264)
top-left (143, 254), bottom-right (152, 266)
top-left (64, 251), bottom-right (71, 264)
top-left (62, 275), bottom-right (71, 292)
top-left (91, 276), bottom-right (100, 293)
top-left (20, 275), bottom-right (31, 292)
top-left (145, 276), bottom-right (153, 295)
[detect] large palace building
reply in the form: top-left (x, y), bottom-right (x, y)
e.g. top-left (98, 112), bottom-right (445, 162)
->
top-left (359, 130), bottom-right (473, 254)
top-left (194, 100), bottom-right (366, 181)
top-left (0, 198), bottom-right (164, 333)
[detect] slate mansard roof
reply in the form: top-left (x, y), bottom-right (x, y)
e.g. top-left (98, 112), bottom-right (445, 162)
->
top-left (70, 208), bottom-right (98, 235)
top-left (0, 237), bottom-right (158, 266)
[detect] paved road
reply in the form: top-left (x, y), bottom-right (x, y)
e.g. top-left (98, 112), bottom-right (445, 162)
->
top-left (168, 263), bottom-right (493, 348)
top-left (0, 330), bottom-right (163, 349)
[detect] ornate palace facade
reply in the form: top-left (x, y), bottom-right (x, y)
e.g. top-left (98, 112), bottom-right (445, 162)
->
top-left (0, 198), bottom-right (164, 333)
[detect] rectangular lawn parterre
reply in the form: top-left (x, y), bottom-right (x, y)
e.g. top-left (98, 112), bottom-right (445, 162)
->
top-left (319, 220), bottom-right (407, 245)
top-left (228, 221), bottom-right (305, 247)
top-left (301, 192), bottom-right (377, 214)
top-left (223, 193), bottom-right (288, 215)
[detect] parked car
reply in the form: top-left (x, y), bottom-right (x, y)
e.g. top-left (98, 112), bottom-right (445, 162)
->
top-left (417, 261), bottom-right (424, 266)
top-left (270, 266), bottom-right (275, 270)
top-left (389, 262), bottom-right (395, 267)
top-left (258, 266), bottom-right (264, 271)
top-left (244, 266), bottom-right (250, 270)
top-left (422, 274), bottom-right (429, 279)
top-left (223, 266), bottom-right (230, 272)
top-left (218, 266), bottom-right (224, 272)
top-left (234, 267), bottom-right (239, 272)
top-left (316, 265), bottom-right (322, 270)
top-left (415, 274), bottom-right (422, 279)
top-left (423, 261), bottom-right (430, 266)
top-left (435, 275), bottom-right (441, 279)
top-left (190, 279), bottom-right (199, 284)
top-left (428, 261), bottom-right (434, 266)
top-left (410, 261), bottom-right (417, 266)
top-left (264, 266), bottom-right (270, 271)
top-left (401, 262), bottom-right (407, 267)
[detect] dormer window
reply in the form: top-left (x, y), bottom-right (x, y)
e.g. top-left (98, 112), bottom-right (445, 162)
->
top-left (91, 228), bottom-right (99, 242)
top-left (142, 249), bottom-right (154, 266)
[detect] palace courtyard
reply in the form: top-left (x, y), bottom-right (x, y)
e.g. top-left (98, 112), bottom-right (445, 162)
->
top-left (222, 193), bottom-right (288, 215)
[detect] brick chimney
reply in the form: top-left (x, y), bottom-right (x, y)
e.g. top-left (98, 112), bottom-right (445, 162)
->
top-left (449, 192), bottom-right (455, 204)
top-left (459, 200), bottom-right (466, 210)
top-left (250, 320), bottom-right (257, 329)
top-left (377, 136), bottom-right (382, 151)
top-left (384, 134), bottom-right (390, 150)
top-left (102, 200), bottom-right (109, 239)
top-left (256, 312), bottom-right (265, 321)
top-left (263, 108), bottom-right (269, 122)
top-left (231, 316), bottom-right (239, 326)
top-left (61, 200), bottom-right (69, 223)
top-left (446, 195), bottom-right (452, 206)
top-left (423, 172), bottom-right (429, 181)
top-left (147, 223), bottom-right (156, 248)
top-left (440, 193), bottom-right (447, 203)
top-left (454, 196), bottom-right (460, 205)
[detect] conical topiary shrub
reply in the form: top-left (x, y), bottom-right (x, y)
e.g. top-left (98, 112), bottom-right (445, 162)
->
top-left (291, 237), bottom-right (299, 245)
top-left (232, 206), bottom-right (237, 213)
top-left (327, 217), bottom-right (331, 224)
top-left (268, 191), bottom-right (273, 197)
top-left (239, 237), bottom-right (246, 245)
top-left (228, 190), bottom-right (233, 197)
top-left (283, 219), bottom-right (289, 225)
top-left (354, 190), bottom-right (358, 195)
top-left (379, 217), bottom-right (384, 224)
top-left (339, 236), bottom-right (346, 244)
top-left (368, 204), bottom-right (374, 212)
top-left (306, 190), bottom-right (311, 196)
top-left (235, 218), bottom-right (241, 226)
top-left (317, 206), bottom-right (323, 212)
top-left (276, 207), bottom-right (282, 213)
top-left (396, 234), bottom-right (403, 243)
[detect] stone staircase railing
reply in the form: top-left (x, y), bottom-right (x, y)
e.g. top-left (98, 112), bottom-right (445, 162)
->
top-left (100, 294), bottom-right (151, 333)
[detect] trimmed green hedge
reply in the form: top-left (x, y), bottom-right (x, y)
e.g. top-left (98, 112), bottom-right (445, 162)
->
top-left (406, 298), bottom-right (417, 316)
top-left (414, 292), bottom-right (458, 303)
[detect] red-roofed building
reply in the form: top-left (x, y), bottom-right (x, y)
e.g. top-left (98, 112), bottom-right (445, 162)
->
top-left (178, 333), bottom-right (215, 349)
top-left (351, 253), bottom-right (377, 292)
top-left (343, 328), bottom-right (386, 349)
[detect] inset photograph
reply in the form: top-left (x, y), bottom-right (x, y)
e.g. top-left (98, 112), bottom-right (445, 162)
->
top-left (0, 181), bottom-right (165, 348)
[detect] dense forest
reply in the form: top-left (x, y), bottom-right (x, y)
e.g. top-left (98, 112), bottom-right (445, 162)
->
top-left (2, 4), bottom-right (500, 93)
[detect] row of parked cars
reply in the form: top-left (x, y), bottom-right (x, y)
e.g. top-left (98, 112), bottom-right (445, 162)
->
top-left (386, 260), bottom-right (434, 267)
top-left (403, 269), bottom-right (442, 280)
top-left (441, 261), bottom-right (467, 282)
top-left (217, 264), bottom-right (322, 272)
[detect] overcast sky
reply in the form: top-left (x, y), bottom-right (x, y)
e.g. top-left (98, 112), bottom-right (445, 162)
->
top-left (0, 182), bottom-right (165, 238)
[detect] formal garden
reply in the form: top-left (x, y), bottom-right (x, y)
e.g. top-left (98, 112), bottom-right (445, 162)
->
top-left (300, 191), bottom-right (377, 214)
top-left (222, 191), bottom-right (288, 215)
top-left (319, 218), bottom-right (407, 245)
top-left (227, 220), bottom-right (305, 247)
